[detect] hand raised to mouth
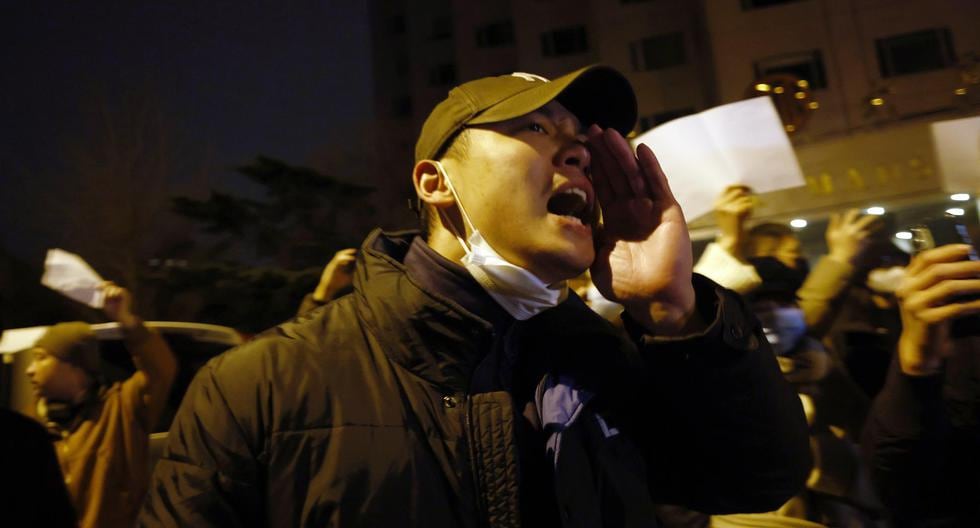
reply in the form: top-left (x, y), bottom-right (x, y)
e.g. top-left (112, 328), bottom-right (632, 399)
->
top-left (586, 125), bottom-right (700, 336)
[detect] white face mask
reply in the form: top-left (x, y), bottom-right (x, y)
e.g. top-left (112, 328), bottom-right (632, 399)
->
top-left (433, 161), bottom-right (568, 320)
top-left (761, 306), bottom-right (807, 355)
top-left (866, 266), bottom-right (906, 294)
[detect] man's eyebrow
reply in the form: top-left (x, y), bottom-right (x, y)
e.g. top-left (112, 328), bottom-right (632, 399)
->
top-left (535, 105), bottom-right (585, 134)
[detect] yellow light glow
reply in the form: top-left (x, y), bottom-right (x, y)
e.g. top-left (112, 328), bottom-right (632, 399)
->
top-left (794, 91), bottom-right (806, 99)
top-left (954, 87), bottom-right (968, 95)
top-left (807, 101), bottom-right (820, 109)
top-left (755, 83), bottom-right (771, 92)
top-left (870, 97), bottom-right (884, 106)
top-left (797, 79), bottom-right (809, 88)
top-left (785, 124), bottom-right (796, 132)
top-left (773, 86), bottom-right (785, 94)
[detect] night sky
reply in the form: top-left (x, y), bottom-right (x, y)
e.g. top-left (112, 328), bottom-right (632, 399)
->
top-left (1, 1), bottom-right (373, 261)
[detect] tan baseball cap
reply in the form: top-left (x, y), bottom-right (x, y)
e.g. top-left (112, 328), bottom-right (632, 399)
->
top-left (415, 64), bottom-right (637, 162)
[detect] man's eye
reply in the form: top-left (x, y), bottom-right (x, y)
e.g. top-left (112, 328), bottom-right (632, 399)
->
top-left (528, 122), bottom-right (547, 133)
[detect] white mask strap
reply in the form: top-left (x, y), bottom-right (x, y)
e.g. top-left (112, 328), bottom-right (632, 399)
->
top-left (432, 160), bottom-right (476, 253)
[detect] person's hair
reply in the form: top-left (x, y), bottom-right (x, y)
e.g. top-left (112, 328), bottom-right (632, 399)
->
top-left (746, 222), bottom-right (796, 258)
top-left (419, 129), bottom-right (469, 240)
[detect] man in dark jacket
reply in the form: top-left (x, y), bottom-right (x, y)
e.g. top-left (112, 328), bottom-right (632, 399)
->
top-left (862, 243), bottom-right (980, 526)
top-left (141, 65), bottom-right (810, 527)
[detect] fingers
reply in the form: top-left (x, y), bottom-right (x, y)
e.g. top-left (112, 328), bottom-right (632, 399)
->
top-left (602, 129), bottom-right (646, 197)
top-left (853, 213), bottom-right (882, 233)
top-left (912, 298), bottom-right (980, 325)
top-left (906, 244), bottom-right (975, 276)
top-left (587, 125), bottom-right (619, 205)
top-left (636, 143), bottom-right (675, 203)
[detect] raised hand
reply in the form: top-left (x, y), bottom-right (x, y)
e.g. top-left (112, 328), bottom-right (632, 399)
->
top-left (313, 248), bottom-right (358, 302)
top-left (895, 244), bottom-right (980, 375)
top-left (825, 209), bottom-right (882, 266)
top-left (102, 281), bottom-right (138, 328)
top-left (715, 185), bottom-right (754, 259)
top-left (586, 125), bottom-right (697, 335)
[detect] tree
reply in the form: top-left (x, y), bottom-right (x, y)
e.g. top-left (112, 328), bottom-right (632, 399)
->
top-left (159, 156), bottom-right (374, 332)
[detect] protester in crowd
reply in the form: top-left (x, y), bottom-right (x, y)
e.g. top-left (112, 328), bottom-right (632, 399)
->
top-left (693, 185), bottom-right (762, 294)
top-left (141, 65), bottom-right (809, 527)
top-left (296, 247), bottom-right (357, 316)
top-left (862, 243), bottom-right (980, 526)
top-left (827, 236), bottom-right (910, 399)
top-left (747, 209), bottom-right (882, 340)
top-left (26, 282), bottom-right (177, 528)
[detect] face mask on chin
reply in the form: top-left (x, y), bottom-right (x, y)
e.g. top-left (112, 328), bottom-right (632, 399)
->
top-left (761, 306), bottom-right (807, 355)
top-left (432, 160), bottom-right (568, 320)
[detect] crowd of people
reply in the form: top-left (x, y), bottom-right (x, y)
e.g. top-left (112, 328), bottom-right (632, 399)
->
top-left (2, 64), bottom-right (978, 528)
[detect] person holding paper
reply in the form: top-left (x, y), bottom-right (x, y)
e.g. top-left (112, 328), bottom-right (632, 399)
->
top-left (693, 185), bottom-right (763, 294)
top-left (26, 282), bottom-right (177, 528)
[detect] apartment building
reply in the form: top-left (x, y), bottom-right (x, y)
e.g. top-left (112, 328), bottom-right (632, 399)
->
top-left (368, 0), bottom-right (980, 239)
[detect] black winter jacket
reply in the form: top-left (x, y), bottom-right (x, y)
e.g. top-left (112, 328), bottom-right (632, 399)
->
top-left (140, 230), bottom-right (809, 527)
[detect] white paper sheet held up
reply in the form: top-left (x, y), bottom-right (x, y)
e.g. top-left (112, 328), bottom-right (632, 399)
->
top-left (41, 249), bottom-right (106, 308)
top-left (930, 116), bottom-right (980, 193)
top-left (632, 97), bottom-right (805, 220)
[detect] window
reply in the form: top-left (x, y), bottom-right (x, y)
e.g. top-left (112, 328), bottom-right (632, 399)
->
top-left (476, 19), bottom-right (514, 48)
top-left (541, 26), bottom-right (589, 57)
top-left (876, 28), bottom-right (955, 78)
top-left (629, 32), bottom-right (686, 71)
top-left (429, 63), bottom-right (456, 86)
top-left (754, 50), bottom-right (827, 89)
top-left (388, 15), bottom-right (406, 35)
top-left (638, 107), bottom-right (694, 131)
top-left (431, 15), bottom-right (452, 40)
top-left (392, 96), bottom-right (412, 118)
top-left (741, 0), bottom-right (805, 9)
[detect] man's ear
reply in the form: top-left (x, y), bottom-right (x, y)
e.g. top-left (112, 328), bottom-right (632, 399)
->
top-left (413, 159), bottom-right (455, 209)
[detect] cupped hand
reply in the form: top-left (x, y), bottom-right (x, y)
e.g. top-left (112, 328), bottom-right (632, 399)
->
top-left (586, 125), bottom-right (696, 335)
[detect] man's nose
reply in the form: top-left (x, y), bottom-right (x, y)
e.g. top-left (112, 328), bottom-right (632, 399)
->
top-left (557, 138), bottom-right (591, 175)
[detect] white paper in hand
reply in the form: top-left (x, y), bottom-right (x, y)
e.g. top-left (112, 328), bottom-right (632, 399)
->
top-left (632, 97), bottom-right (805, 220)
top-left (41, 249), bottom-right (106, 308)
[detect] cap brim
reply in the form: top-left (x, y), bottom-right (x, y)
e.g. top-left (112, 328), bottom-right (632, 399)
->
top-left (468, 65), bottom-right (637, 135)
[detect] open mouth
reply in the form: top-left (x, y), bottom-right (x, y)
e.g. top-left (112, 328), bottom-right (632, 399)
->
top-left (546, 187), bottom-right (593, 226)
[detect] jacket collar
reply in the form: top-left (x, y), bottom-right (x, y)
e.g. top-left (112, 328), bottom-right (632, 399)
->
top-left (353, 229), bottom-right (504, 393)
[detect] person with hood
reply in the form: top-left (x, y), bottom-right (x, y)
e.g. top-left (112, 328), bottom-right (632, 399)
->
top-left (141, 65), bottom-right (810, 527)
top-left (26, 282), bottom-right (177, 528)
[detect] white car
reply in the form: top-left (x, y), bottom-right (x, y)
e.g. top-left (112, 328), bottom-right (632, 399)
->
top-left (0, 321), bottom-right (244, 472)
